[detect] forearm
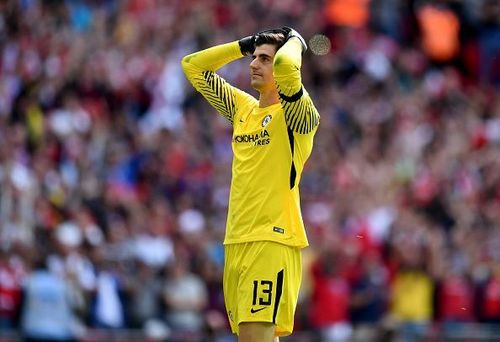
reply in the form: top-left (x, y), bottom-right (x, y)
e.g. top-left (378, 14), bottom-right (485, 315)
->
top-left (273, 37), bottom-right (303, 96)
top-left (181, 41), bottom-right (252, 124)
top-left (182, 41), bottom-right (243, 74)
top-left (273, 37), bottom-right (319, 134)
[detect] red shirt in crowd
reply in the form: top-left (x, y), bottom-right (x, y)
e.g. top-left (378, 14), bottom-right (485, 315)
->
top-left (310, 260), bottom-right (351, 328)
top-left (483, 277), bottom-right (500, 319)
top-left (0, 260), bottom-right (24, 323)
top-left (439, 275), bottom-right (475, 321)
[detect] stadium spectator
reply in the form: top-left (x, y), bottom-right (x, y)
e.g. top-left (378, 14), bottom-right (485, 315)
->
top-left (350, 251), bottom-right (389, 341)
top-left (0, 248), bottom-right (25, 330)
top-left (163, 258), bottom-right (208, 336)
top-left (309, 246), bottom-right (353, 341)
top-left (20, 253), bottom-right (81, 342)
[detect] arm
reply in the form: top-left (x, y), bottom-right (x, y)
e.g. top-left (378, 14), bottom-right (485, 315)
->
top-left (273, 37), bottom-right (320, 134)
top-left (181, 41), bottom-right (256, 124)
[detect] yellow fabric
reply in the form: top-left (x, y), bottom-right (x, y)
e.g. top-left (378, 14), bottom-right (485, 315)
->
top-left (182, 40), bottom-right (319, 248)
top-left (391, 270), bottom-right (434, 321)
top-left (223, 241), bottom-right (302, 336)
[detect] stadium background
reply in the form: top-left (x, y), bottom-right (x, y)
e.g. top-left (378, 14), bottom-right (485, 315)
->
top-left (0, 0), bottom-right (500, 341)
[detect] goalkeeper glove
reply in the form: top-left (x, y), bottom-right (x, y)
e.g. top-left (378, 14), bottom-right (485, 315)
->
top-left (281, 26), bottom-right (307, 53)
top-left (239, 28), bottom-right (285, 56)
top-left (238, 35), bottom-right (256, 56)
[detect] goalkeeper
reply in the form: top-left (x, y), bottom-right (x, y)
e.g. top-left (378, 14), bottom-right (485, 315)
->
top-left (182, 27), bottom-right (320, 341)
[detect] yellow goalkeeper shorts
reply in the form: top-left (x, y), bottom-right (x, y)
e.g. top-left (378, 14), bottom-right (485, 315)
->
top-left (223, 240), bottom-right (302, 337)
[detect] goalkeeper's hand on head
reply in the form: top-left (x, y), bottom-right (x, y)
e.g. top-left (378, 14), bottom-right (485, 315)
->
top-left (239, 28), bottom-right (285, 56)
top-left (281, 26), bottom-right (307, 53)
top-left (239, 27), bottom-right (307, 56)
top-left (238, 35), bottom-right (256, 56)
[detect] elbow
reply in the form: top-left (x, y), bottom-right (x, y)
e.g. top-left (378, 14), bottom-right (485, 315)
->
top-left (273, 54), bottom-right (293, 70)
top-left (181, 53), bottom-right (198, 74)
top-left (273, 53), bottom-right (300, 74)
top-left (273, 55), bottom-right (284, 68)
top-left (273, 42), bottom-right (301, 68)
top-left (181, 55), bottom-right (197, 83)
top-left (181, 55), bottom-right (190, 72)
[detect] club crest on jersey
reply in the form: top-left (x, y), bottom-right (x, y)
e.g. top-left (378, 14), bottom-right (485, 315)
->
top-left (262, 114), bottom-right (272, 127)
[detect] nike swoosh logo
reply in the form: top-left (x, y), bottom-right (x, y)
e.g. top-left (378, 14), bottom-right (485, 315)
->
top-left (250, 307), bottom-right (267, 314)
top-left (240, 119), bottom-right (244, 123)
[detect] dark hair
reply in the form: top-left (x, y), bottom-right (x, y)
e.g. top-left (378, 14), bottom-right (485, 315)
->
top-left (255, 31), bottom-right (286, 51)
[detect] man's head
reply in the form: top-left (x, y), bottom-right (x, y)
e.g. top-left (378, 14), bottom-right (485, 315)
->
top-left (249, 31), bottom-right (286, 93)
top-left (255, 30), bottom-right (287, 51)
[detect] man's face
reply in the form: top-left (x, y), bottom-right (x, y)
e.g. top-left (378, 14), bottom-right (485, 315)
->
top-left (250, 44), bottom-right (277, 93)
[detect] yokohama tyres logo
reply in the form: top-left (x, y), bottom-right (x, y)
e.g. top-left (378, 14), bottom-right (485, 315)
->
top-left (233, 129), bottom-right (270, 146)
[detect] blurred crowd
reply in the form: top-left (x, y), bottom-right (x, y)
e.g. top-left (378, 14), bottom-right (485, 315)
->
top-left (0, 0), bottom-right (500, 341)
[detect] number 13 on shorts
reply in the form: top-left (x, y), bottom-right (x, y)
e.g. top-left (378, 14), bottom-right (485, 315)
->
top-left (253, 279), bottom-right (273, 306)
top-left (249, 271), bottom-right (283, 320)
top-left (224, 241), bottom-right (301, 336)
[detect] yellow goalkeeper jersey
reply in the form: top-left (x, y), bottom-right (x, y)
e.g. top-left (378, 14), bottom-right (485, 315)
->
top-left (182, 39), bottom-right (319, 248)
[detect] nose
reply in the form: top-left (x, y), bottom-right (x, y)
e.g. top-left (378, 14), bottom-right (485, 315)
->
top-left (250, 58), bottom-right (258, 69)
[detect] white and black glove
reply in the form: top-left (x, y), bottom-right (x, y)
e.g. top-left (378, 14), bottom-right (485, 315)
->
top-left (281, 26), bottom-right (307, 53)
